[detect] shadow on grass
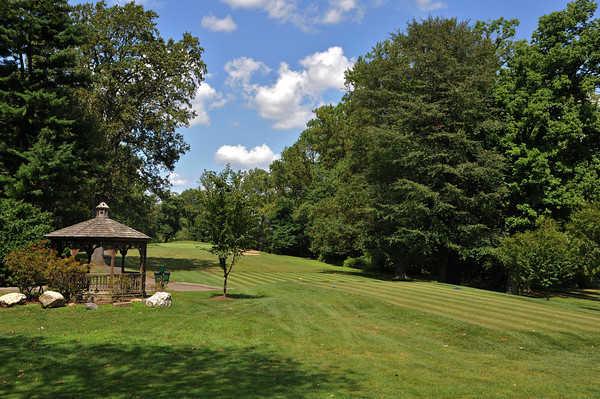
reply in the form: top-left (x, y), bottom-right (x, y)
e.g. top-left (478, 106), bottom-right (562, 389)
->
top-left (553, 289), bottom-right (600, 302)
top-left (210, 293), bottom-right (267, 300)
top-left (0, 336), bottom-right (355, 398)
top-left (319, 269), bottom-right (417, 282)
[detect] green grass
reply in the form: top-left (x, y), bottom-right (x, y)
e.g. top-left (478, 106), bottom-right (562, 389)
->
top-left (1, 242), bottom-right (599, 398)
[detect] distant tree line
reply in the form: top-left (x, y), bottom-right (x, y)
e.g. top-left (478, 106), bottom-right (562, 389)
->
top-left (166, 0), bottom-right (600, 295)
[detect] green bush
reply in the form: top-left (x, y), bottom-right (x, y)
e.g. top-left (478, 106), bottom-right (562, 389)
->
top-left (343, 256), bottom-right (369, 269)
top-left (45, 256), bottom-right (89, 302)
top-left (0, 199), bottom-right (53, 285)
top-left (4, 242), bottom-right (54, 298)
top-left (497, 219), bottom-right (577, 298)
top-left (566, 203), bottom-right (600, 286)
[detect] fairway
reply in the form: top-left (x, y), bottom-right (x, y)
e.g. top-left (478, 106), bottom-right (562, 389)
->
top-left (1, 241), bottom-right (599, 398)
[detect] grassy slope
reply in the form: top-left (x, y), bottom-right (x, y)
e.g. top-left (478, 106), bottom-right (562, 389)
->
top-left (1, 241), bottom-right (599, 398)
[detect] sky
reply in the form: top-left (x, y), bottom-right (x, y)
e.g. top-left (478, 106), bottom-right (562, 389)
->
top-left (101, 0), bottom-right (580, 191)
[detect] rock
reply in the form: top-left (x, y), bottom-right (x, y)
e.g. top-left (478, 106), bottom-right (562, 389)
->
top-left (144, 292), bottom-right (172, 308)
top-left (85, 302), bottom-right (98, 310)
top-left (67, 303), bottom-right (77, 307)
top-left (39, 291), bottom-right (65, 309)
top-left (0, 293), bottom-right (26, 308)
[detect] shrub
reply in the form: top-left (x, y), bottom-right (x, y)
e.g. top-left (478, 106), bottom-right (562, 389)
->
top-left (5, 242), bottom-right (54, 299)
top-left (566, 203), bottom-right (600, 286)
top-left (497, 219), bottom-right (577, 299)
top-left (343, 256), bottom-right (370, 269)
top-left (0, 199), bottom-right (53, 285)
top-left (45, 257), bottom-right (89, 302)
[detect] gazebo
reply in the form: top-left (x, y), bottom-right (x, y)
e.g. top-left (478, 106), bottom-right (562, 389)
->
top-left (45, 202), bottom-right (150, 301)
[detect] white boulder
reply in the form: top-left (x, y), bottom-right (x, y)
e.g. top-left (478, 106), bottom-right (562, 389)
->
top-left (144, 292), bottom-right (172, 308)
top-left (39, 291), bottom-right (65, 309)
top-left (0, 292), bottom-right (27, 307)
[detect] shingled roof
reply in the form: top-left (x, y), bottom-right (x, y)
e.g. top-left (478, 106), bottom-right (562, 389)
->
top-left (45, 202), bottom-right (150, 241)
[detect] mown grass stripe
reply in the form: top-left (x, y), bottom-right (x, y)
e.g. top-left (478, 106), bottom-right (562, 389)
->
top-left (302, 273), bottom-right (600, 325)
top-left (305, 280), bottom-right (598, 332)
top-left (345, 281), bottom-right (600, 331)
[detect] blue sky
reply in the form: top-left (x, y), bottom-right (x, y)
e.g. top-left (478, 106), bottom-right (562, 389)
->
top-left (109, 0), bottom-right (580, 191)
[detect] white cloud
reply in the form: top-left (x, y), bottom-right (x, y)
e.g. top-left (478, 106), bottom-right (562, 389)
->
top-left (201, 14), bottom-right (237, 32)
top-left (225, 57), bottom-right (270, 87)
top-left (322, 0), bottom-right (360, 24)
top-left (221, 0), bottom-right (367, 28)
top-left (415, 0), bottom-right (446, 11)
top-left (190, 83), bottom-right (227, 126)
top-left (215, 144), bottom-right (280, 169)
top-left (227, 46), bottom-right (352, 130)
top-left (168, 172), bottom-right (189, 187)
top-left (222, 0), bottom-right (300, 25)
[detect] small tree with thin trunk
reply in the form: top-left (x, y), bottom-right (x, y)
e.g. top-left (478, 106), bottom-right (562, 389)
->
top-left (200, 166), bottom-right (256, 297)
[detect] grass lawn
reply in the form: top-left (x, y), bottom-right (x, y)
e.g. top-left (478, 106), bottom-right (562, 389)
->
top-left (1, 241), bottom-right (599, 398)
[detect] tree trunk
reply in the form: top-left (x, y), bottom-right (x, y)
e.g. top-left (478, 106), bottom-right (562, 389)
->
top-left (223, 272), bottom-right (228, 297)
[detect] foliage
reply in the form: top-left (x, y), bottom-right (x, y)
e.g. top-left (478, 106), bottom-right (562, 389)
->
top-left (73, 1), bottom-right (206, 198)
top-left (199, 166), bottom-right (257, 296)
top-left (4, 242), bottom-right (54, 298)
top-left (497, 219), bottom-right (578, 298)
top-left (345, 18), bottom-right (508, 282)
top-left (496, 0), bottom-right (600, 230)
top-left (0, 199), bottom-right (53, 285)
top-left (566, 203), bottom-right (600, 284)
top-left (45, 256), bottom-right (89, 302)
top-left (155, 193), bottom-right (184, 242)
top-left (0, 0), bottom-right (104, 226)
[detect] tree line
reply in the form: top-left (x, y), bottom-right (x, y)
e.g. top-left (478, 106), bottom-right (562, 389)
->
top-left (165, 0), bottom-right (600, 296)
top-left (1, 0), bottom-right (599, 297)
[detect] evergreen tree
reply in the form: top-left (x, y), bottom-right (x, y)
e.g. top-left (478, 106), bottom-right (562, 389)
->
top-left (0, 0), bottom-right (102, 226)
top-left (347, 18), bottom-right (508, 282)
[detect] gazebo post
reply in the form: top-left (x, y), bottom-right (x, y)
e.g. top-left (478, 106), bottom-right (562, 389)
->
top-left (120, 247), bottom-right (128, 273)
top-left (139, 243), bottom-right (147, 296)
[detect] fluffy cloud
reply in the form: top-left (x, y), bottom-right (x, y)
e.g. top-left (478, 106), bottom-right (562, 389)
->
top-left (215, 144), bottom-right (280, 169)
top-left (225, 57), bottom-right (270, 87)
top-left (415, 0), bottom-right (446, 11)
top-left (190, 83), bottom-right (227, 126)
top-left (226, 47), bottom-right (352, 130)
top-left (201, 14), bottom-right (237, 32)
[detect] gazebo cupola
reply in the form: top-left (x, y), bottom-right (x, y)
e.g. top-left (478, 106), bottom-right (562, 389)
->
top-left (96, 202), bottom-right (109, 218)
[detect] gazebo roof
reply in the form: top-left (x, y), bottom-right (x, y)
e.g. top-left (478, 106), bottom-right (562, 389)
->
top-left (45, 203), bottom-right (150, 241)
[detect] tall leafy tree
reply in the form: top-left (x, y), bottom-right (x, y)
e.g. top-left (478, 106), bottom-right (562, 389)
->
top-left (73, 1), bottom-right (206, 216)
top-left (497, 0), bottom-right (600, 230)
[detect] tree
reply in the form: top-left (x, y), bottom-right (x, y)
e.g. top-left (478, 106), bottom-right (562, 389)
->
top-left (346, 18), bottom-right (508, 281)
top-left (0, 199), bottom-right (53, 285)
top-left (497, 0), bottom-right (600, 230)
top-left (200, 167), bottom-right (257, 297)
top-left (0, 0), bottom-right (104, 226)
top-left (155, 193), bottom-right (183, 242)
top-left (497, 219), bottom-right (577, 299)
top-left (73, 1), bottom-right (207, 217)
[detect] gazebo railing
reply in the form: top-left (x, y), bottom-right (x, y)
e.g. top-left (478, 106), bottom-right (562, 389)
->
top-left (87, 272), bottom-right (143, 300)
